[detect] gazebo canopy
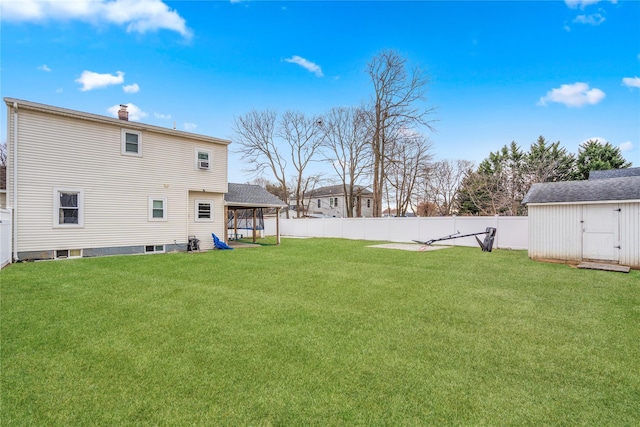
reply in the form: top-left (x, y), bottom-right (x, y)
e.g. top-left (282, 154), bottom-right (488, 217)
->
top-left (224, 183), bottom-right (287, 244)
top-left (224, 183), bottom-right (287, 209)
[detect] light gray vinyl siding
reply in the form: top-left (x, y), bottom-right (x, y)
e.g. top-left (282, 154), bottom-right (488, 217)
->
top-left (527, 204), bottom-right (583, 262)
top-left (188, 191), bottom-right (225, 251)
top-left (11, 107), bottom-right (227, 253)
top-left (528, 202), bottom-right (640, 268)
top-left (619, 202), bottom-right (640, 268)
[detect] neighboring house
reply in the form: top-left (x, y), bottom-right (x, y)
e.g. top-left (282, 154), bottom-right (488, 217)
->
top-left (4, 98), bottom-right (231, 260)
top-left (522, 168), bottom-right (640, 269)
top-left (0, 165), bottom-right (6, 208)
top-left (304, 184), bottom-right (374, 218)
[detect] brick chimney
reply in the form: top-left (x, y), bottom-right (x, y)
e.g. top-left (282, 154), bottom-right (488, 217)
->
top-left (118, 104), bottom-right (129, 121)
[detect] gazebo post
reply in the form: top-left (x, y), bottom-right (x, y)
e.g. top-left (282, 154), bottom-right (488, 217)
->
top-left (252, 208), bottom-right (257, 243)
top-left (223, 205), bottom-right (228, 242)
top-left (233, 208), bottom-right (238, 240)
top-left (276, 207), bottom-right (281, 245)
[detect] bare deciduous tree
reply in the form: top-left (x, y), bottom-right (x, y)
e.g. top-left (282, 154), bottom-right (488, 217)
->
top-left (278, 111), bottom-right (323, 217)
top-left (383, 131), bottom-right (433, 217)
top-left (367, 49), bottom-right (435, 217)
top-left (319, 106), bottom-right (371, 217)
top-left (233, 109), bottom-right (287, 199)
top-left (422, 159), bottom-right (474, 216)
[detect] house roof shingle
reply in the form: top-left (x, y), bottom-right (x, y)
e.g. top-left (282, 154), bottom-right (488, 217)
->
top-left (305, 184), bottom-right (372, 198)
top-left (224, 183), bottom-right (287, 208)
top-left (589, 167), bottom-right (640, 180)
top-left (522, 176), bottom-right (640, 204)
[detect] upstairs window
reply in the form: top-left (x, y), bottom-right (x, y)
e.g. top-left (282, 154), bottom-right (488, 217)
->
top-left (317, 199), bottom-right (321, 208)
top-left (122, 130), bottom-right (142, 156)
top-left (54, 188), bottom-right (84, 227)
top-left (195, 149), bottom-right (212, 170)
top-left (330, 198), bottom-right (334, 208)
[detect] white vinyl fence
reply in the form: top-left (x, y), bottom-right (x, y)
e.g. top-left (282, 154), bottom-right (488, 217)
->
top-left (265, 216), bottom-right (528, 250)
top-left (0, 208), bottom-right (12, 268)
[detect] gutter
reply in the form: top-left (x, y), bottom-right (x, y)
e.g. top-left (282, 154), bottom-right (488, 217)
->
top-left (12, 102), bottom-right (19, 262)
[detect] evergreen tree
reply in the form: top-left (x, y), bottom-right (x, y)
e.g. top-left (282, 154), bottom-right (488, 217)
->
top-left (576, 140), bottom-right (631, 180)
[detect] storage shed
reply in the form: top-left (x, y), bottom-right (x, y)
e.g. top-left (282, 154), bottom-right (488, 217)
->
top-left (522, 168), bottom-right (640, 269)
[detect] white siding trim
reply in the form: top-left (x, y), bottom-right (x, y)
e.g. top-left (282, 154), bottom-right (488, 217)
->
top-left (526, 199), bottom-right (640, 207)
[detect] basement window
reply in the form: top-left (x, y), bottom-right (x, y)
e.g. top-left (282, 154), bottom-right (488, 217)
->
top-left (56, 249), bottom-right (82, 259)
top-left (145, 245), bottom-right (165, 253)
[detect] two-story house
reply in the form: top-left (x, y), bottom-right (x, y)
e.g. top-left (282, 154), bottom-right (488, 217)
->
top-left (304, 184), bottom-right (374, 218)
top-left (4, 98), bottom-right (231, 260)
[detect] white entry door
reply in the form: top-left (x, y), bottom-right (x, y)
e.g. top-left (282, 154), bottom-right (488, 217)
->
top-left (582, 204), bottom-right (620, 262)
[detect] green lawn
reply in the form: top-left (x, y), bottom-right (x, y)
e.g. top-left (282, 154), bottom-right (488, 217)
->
top-left (1, 238), bottom-right (638, 426)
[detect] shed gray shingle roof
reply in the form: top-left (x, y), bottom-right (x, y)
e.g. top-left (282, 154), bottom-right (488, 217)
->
top-left (224, 183), bottom-right (287, 208)
top-left (522, 176), bottom-right (640, 204)
top-left (589, 167), bottom-right (640, 180)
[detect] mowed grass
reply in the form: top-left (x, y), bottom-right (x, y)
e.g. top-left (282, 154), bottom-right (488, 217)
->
top-left (1, 238), bottom-right (639, 426)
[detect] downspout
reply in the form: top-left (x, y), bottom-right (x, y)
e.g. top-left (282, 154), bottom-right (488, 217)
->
top-left (12, 102), bottom-right (19, 262)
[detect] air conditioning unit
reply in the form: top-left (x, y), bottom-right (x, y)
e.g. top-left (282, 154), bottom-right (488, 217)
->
top-left (198, 160), bottom-right (210, 169)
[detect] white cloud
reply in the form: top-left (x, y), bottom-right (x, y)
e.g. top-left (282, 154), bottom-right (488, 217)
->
top-left (184, 122), bottom-right (197, 131)
top-left (0, 0), bottom-right (192, 38)
top-left (538, 82), bottom-right (605, 107)
top-left (76, 70), bottom-right (124, 91)
top-left (622, 77), bottom-right (640, 89)
top-left (618, 141), bottom-right (633, 152)
top-left (107, 103), bottom-right (147, 121)
top-left (573, 13), bottom-right (605, 25)
top-left (123, 83), bottom-right (140, 93)
top-left (284, 55), bottom-right (324, 77)
top-left (154, 112), bottom-right (171, 119)
top-left (38, 64), bottom-right (51, 72)
top-left (565, 0), bottom-right (615, 9)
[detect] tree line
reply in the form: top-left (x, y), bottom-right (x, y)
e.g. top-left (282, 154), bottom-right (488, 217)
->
top-left (233, 49), bottom-right (632, 218)
top-left (455, 137), bottom-right (631, 216)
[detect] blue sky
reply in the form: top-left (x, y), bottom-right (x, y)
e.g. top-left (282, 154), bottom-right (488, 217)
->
top-left (2, 0), bottom-right (639, 184)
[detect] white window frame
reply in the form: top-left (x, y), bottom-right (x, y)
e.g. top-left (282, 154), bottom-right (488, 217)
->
top-left (195, 199), bottom-right (214, 222)
top-left (122, 129), bottom-right (142, 157)
top-left (53, 188), bottom-right (84, 228)
top-left (56, 249), bottom-right (82, 259)
top-left (195, 148), bottom-right (212, 170)
top-left (145, 244), bottom-right (165, 254)
top-left (148, 197), bottom-right (167, 221)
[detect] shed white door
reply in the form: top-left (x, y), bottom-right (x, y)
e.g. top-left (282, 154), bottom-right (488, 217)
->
top-left (582, 204), bottom-right (620, 262)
